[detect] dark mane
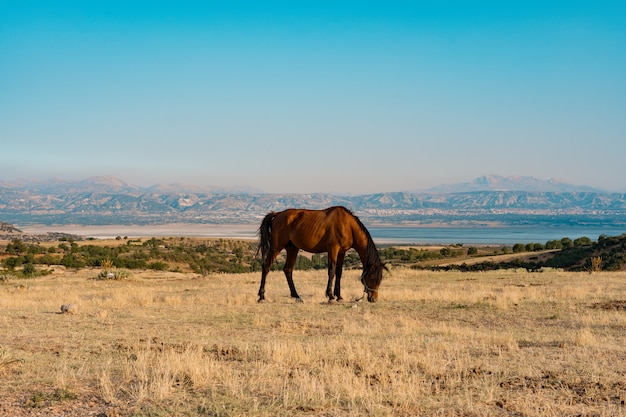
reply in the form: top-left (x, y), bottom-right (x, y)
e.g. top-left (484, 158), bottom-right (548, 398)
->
top-left (337, 207), bottom-right (383, 282)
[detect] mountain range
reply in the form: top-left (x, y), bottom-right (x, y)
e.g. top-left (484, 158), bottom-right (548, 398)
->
top-left (1, 175), bottom-right (625, 227)
top-left (424, 175), bottom-right (603, 193)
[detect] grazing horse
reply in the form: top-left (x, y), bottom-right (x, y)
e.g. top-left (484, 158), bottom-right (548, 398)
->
top-left (257, 206), bottom-right (385, 303)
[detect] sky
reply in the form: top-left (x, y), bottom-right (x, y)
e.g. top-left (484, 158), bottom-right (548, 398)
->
top-left (1, 1), bottom-right (625, 194)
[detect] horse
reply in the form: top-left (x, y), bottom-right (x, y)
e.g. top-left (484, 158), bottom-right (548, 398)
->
top-left (256, 206), bottom-right (385, 303)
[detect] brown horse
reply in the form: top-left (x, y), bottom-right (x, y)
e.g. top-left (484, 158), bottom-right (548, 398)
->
top-left (257, 206), bottom-right (385, 303)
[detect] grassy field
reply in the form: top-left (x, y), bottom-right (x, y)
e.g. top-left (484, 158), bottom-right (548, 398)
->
top-left (1, 266), bottom-right (625, 416)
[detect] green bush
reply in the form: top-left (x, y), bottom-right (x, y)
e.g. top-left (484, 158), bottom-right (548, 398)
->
top-left (96, 268), bottom-right (131, 280)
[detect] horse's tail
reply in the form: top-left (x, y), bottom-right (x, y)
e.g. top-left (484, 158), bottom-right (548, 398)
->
top-left (257, 212), bottom-right (276, 267)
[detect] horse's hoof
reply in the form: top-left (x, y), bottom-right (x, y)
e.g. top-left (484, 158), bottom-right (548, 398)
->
top-left (295, 297), bottom-right (304, 303)
top-left (257, 298), bottom-right (265, 303)
top-left (335, 297), bottom-right (344, 302)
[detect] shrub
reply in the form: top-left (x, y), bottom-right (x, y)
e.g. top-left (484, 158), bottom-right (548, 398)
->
top-left (590, 256), bottom-right (602, 273)
top-left (0, 273), bottom-right (15, 283)
top-left (96, 268), bottom-right (131, 280)
top-left (22, 263), bottom-right (36, 277)
top-left (148, 261), bottom-right (168, 271)
top-left (512, 243), bottom-right (526, 253)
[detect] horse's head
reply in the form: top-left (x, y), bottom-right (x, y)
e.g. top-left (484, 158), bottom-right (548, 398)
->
top-left (360, 262), bottom-right (386, 302)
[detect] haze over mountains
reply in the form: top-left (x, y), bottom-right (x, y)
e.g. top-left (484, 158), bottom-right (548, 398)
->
top-left (0, 176), bottom-right (260, 195)
top-left (424, 175), bottom-right (603, 193)
top-left (1, 175), bottom-right (624, 227)
top-left (0, 174), bottom-right (605, 195)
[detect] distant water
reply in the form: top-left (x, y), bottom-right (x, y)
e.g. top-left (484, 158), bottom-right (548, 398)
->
top-left (369, 226), bottom-right (626, 245)
top-left (21, 223), bottom-right (626, 246)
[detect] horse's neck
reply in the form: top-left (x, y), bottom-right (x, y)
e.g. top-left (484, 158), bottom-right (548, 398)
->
top-left (353, 233), bottom-right (373, 268)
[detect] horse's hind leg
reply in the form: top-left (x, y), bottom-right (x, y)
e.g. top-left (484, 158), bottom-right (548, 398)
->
top-left (333, 252), bottom-right (345, 301)
top-left (284, 244), bottom-right (302, 302)
top-left (258, 250), bottom-right (278, 302)
top-left (258, 266), bottom-right (269, 302)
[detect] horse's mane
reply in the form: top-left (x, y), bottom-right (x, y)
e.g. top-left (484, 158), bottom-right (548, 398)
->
top-left (337, 207), bottom-right (383, 277)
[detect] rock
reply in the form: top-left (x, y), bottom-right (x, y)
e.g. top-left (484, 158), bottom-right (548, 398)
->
top-left (60, 304), bottom-right (78, 314)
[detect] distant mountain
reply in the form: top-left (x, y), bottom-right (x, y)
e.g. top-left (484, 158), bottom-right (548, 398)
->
top-left (146, 183), bottom-right (262, 195)
top-left (1, 175), bottom-right (625, 227)
top-left (0, 177), bottom-right (260, 195)
top-left (424, 175), bottom-right (602, 193)
top-left (0, 176), bottom-right (142, 195)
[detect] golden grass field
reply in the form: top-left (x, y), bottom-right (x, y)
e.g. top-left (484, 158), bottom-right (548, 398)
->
top-left (1, 265), bottom-right (626, 416)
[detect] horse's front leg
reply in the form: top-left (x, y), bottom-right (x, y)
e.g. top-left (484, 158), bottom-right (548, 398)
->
top-left (333, 252), bottom-right (346, 301)
top-left (326, 250), bottom-right (339, 301)
top-left (325, 267), bottom-right (335, 301)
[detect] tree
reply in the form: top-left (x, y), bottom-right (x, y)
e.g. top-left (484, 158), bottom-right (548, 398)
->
top-left (22, 263), bottom-right (36, 277)
top-left (295, 255), bottom-right (312, 270)
top-left (311, 254), bottom-right (326, 270)
top-left (574, 236), bottom-right (592, 247)
top-left (512, 244), bottom-right (526, 253)
top-left (6, 239), bottom-right (27, 255)
top-left (3, 256), bottom-right (24, 270)
top-left (61, 254), bottom-right (86, 269)
top-left (545, 240), bottom-right (562, 250)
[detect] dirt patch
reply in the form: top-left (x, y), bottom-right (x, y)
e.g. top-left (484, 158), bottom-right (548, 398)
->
top-left (590, 300), bottom-right (626, 311)
top-left (499, 372), bottom-right (626, 407)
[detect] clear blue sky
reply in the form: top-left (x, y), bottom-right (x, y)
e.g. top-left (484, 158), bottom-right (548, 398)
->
top-left (1, 1), bottom-right (625, 194)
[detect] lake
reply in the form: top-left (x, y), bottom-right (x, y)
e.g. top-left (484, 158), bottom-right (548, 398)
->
top-left (369, 225), bottom-right (626, 245)
top-left (21, 223), bottom-right (626, 245)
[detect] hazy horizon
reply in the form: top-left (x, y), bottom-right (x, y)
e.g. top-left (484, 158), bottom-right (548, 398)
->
top-left (2, 1), bottom-right (625, 194)
top-left (0, 172), bottom-right (619, 195)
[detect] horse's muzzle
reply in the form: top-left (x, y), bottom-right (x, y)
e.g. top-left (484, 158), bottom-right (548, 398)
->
top-left (367, 291), bottom-right (378, 302)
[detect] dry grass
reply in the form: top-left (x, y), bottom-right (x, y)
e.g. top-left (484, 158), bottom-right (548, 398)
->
top-left (1, 267), bottom-right (626, 416)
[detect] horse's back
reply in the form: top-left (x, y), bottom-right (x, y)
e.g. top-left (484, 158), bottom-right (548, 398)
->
top-left (286, 206), bottom-right (354, 230)
top-left (272, 206), bottom-right (356, 253)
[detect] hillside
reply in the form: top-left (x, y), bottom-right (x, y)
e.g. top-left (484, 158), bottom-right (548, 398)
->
top-left (1, 176), bottom-right (626, 227)
top-left (428, 233), bottom-right (626, 272)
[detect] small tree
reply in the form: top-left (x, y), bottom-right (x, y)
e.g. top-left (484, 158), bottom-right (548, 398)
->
top-left (574, 236), bottom-right (593, 247)
top-left (512, 243), bottom-right (526, 253)
top-left (22, 263), bottom-right (36, 277)
top-left (545, 240), bottom-right (563, 250)
top-left (6, 239), bottom-right (27, 255)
